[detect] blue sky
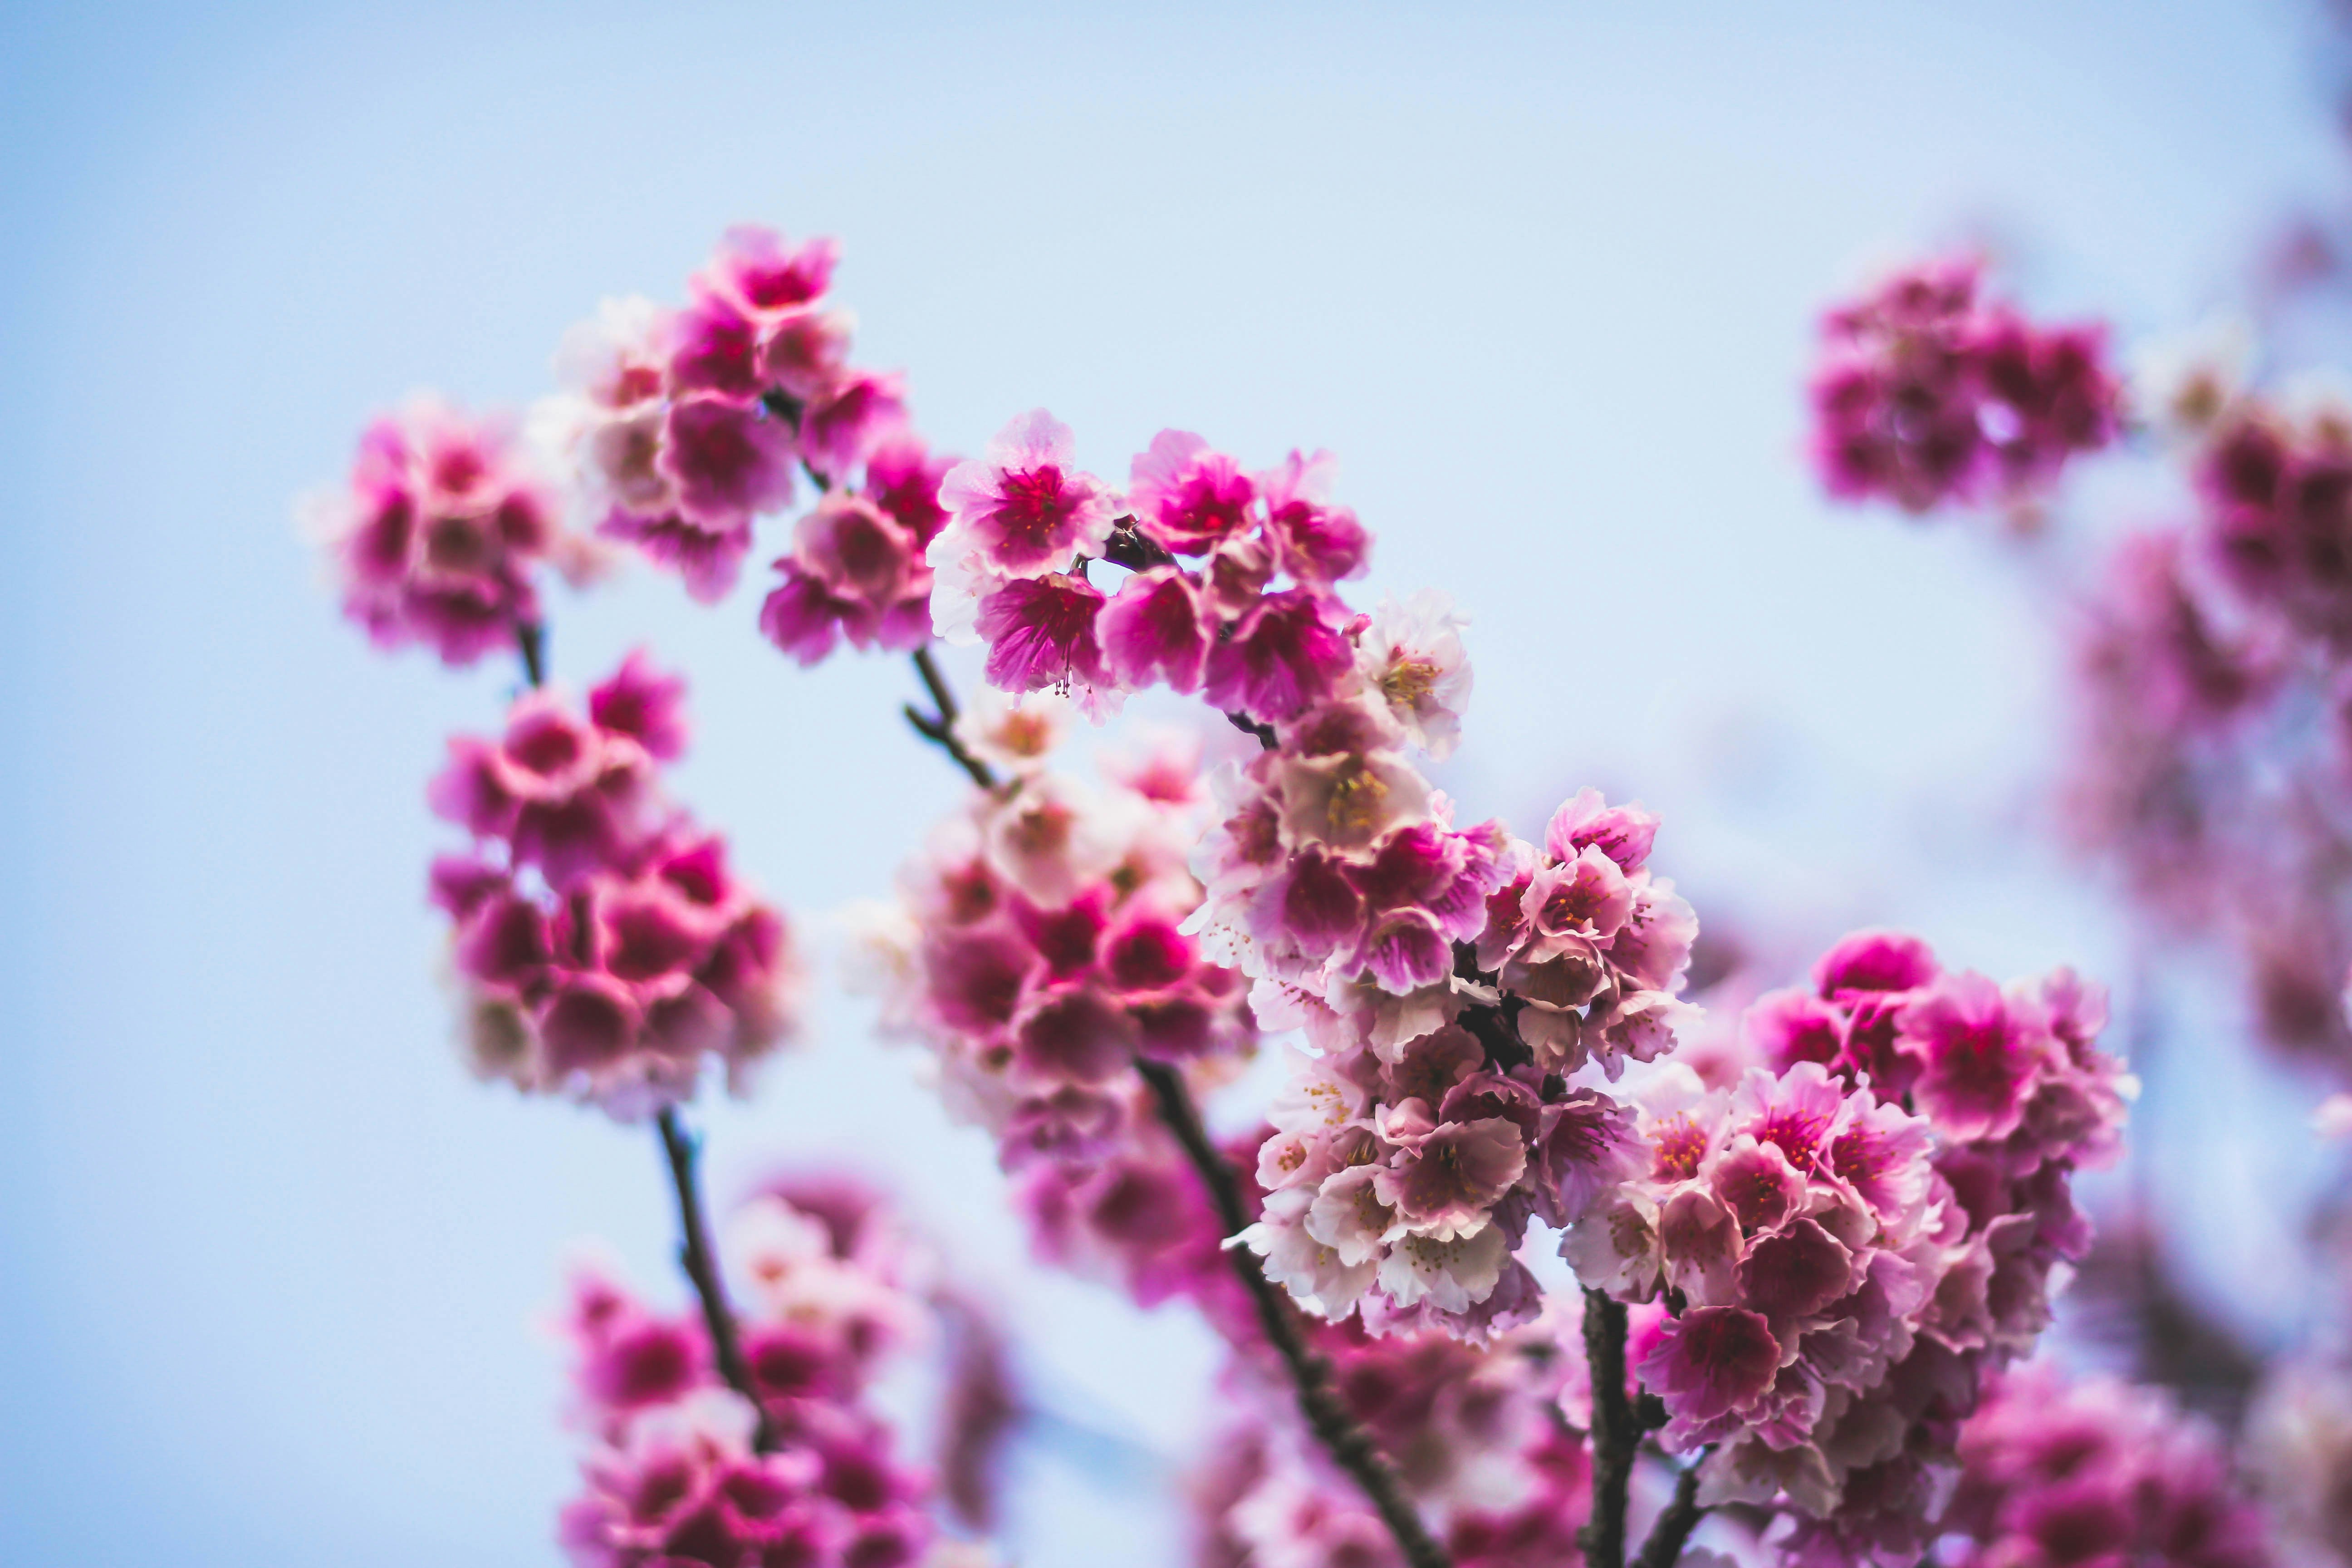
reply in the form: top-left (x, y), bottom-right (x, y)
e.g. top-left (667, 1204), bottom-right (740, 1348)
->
top-left (1, 2), bottom-right (2340, 1563)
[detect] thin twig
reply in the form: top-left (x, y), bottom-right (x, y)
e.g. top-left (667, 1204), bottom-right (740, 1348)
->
top-left (514, 620), bottom-right (547, 689)
top-left (1580, 1288), bottom-right (1636, 1568)
top-left (1631, 1449), bottom-right (1708, 1568)
top-left (1225, 709), bottom-right (1279, 750)
top-left (656, 1104), bottom-right (776, 1454)
top-left (906, 646), bottom-right (998, 789)
top-left (1132, 1056), bottom-right (1452, 1568)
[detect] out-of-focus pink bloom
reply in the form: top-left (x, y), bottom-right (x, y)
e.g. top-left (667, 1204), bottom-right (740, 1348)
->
top-left (307, 395), bottom-right (577, 664)
top-left (848, 740), bottom-right (1257, 1319)
top-left (1940, 1363), bottom-right (2274, 1568)
top-left (539, 226), bottom-right (928, 604)
top-left (428, 657), bottom-right (803, 1117)
top-left (552, 1187), bottom-right (944, 1568)
top-left (1807, 255), bottom-right (2120, 514)
top-left (1587, 933), bottom-right (2130, 1548)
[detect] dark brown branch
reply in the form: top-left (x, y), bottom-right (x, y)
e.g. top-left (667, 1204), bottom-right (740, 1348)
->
top-left (1099, 516), bottom-right (1177, 573)
top-left (656, 1105), bottom-right (776, 1454)
top-left (1226, 710), bottom-right (1279, 750)
top-left (1632, 1450), bottom-right (1708, 1568)
top-left (907, 646), bottom-right (998, 789)
top-left (1580, 1288), bottom-right (1636, 1568)
top-left (514, 620), bottom-right (547, 689)
top-left (1131, 1056), bottom-right (1451, 1568)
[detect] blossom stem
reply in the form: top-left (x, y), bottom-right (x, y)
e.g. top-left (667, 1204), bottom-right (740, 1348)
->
top-left (1131, 1055), bottom-right (1453, 1568)
top-left (1225, 710), bottom-right (1279, 750)
top-left (655, 1103), bottom-right (777, 1455)
top-left (1631, 1449), bottom-right (1708, 1568)
top-left (515, 620), bottom-right (547, 689)
top-left (906, 647), bottom-right (999, 789)
top-left (1580, 1287), bottom-right (1637, 1568)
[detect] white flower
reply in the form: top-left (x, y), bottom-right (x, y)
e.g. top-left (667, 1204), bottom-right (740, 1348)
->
top-left (1376, 1224), bottom-right (1509, 1313)
top-left (1244, 1186), bottom-right (1378, 1318)
top-left (1357, 589), bottom-right (1474, 760)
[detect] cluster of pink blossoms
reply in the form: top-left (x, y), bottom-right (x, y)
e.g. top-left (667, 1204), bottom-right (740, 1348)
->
top-left (1944, 1363), bottom-right (2274, 1568)
top-left (1224, 777), bottom-right (1696, 1338)
top-left (1558, 930), bottom-right (2131, 1562)
top-left (1196, 1303), bottom-right (1598, 1568)
top-left (848, 715), bottom-right (1262, 1309)
top-left (555, 1183), bottom-right (947, 1568)
top-left (927, 413), bottom-right (1408, 723)
top-left (428, 652), bottom-right (802, 1115)
top-left (2060, 372), bottom-right (2352, 1066)
top-left (534, 226), bottom-right (920, 606)
top-left (1808, 256), bottom-right (2122, 513)
top-left (307, 395), bottom-right (596, 664)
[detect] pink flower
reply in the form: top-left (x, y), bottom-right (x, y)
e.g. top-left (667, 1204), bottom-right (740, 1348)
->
top-left (1097, 566), bottom-right (1210, 692)
top-left (1374, 1118), bottom-right (1528, 1240)
top-left (862, 436), bottom-right (955, 551)
top-left (1813, 928), bottom-right (1940, 997)
top-left (1519, 846), bottom-right (1634, 942)
top-left (590, 651), bottom-right (690, 762)
top-left (1544, 788), bottom-right (1660, 874)
top-left (426, 662), bottom-right (803, 1115)
top-left (662, 394), bottom-right (798, 532)
top-left (1127, 429), bottom-right (1258, 555)
top-left (702, 225), bottom-right (836, 319)
top-left (976, 573), bottom-right (1110, 694)
top-left (309, 396), bottom-right (566, 664)
top-left (799, 370), bottom-right (908, 482)
top-left (1258, 449), bottom-right (1371, 586)
top-left (1637, 1306), bottom-right (1781, 1425)
top-left (934, 410), bottom-right (1117, 577)
top-left (1898, 972), bottom-right (2052, 1143)
top-left (1807, 255), bottom-right (2120, 514)
top-left (1202, 588), bottom-right (1356, 722)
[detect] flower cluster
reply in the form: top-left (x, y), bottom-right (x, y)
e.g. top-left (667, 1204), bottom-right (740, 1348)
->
top-left (760, 438), bottom-right (957, 664)
top-left (928, 415), bottom-right (1392, 723)
top-left (1194, 1304), bottom-right (1596, 1568)
top-left (555, 1185), bottom-right (940, 1568)
top-left (1231, 789), bottom-right (1695, 1340)
top-left (427, 652), bottom-right (802, 1116)
top-left (2060, 378), bottom-right (2352, 1067)
top-left (536, 226), bottom-right (917, 603)
top-left (849, 717), bottom-right (1258, 1238)
top-left (2246, 1356), bottom-right (2352, 1565)
top-left (1944, 1363), bottom-right (2274, 1568)
top-left (1556, 931), bottom-right (2130, 1560)
top-left (2191, 384), bottom-right (2352, 646)
top-left (1808, 256), bottom-right (2122, 513)
top-left (306, 395), bottom-right (591, 664)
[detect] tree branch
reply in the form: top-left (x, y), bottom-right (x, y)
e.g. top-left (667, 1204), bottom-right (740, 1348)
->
top-left (656, 1104), bottom-right (776, 1454)
top-left (514, 619), bottom-right (547, 690)
top-left (1132, 1056), bottom-right (1452, 1568)
top-left (906, 646), bottom-right (999, 789)
top-left (1632, 1449), bottom-right (1708, 1568)
top-left (1580, 1288), bottom-right (1636, 1568)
